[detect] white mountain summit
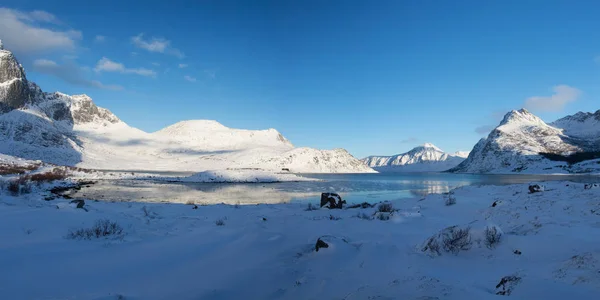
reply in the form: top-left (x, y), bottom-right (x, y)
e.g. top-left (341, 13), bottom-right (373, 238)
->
top-left (0, 44), bottom-right (374, 173)
top-left (361, 143), bottom-right (468, 172)
top-left (450, 108), bottom-right (600, 174)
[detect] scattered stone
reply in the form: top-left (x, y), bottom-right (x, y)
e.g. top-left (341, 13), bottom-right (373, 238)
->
top-left (70, 199), bottom-right (85, 209)
top-left (281, 168), bottom-right (290, 172)
top-left (329, 215), bottom-right (341, 220)
top-left (491, 201), bottom-right (498, 207)
top-left (192, 205), bottom-right (198, 209)
top-left (584, 183), bottom-right (598, 190)
top-left (513, 249), bottom-right (522, 255)
top-left (320, 193), bottom-right (346, 209)
top-left (528, 184), bottom-right (544, 193)
top-left (315, 238), bottom-right (329, 252)
top-left (495, 275), bottom-right (521, 296)
top-left (262, 217), bottom-right (267, 221)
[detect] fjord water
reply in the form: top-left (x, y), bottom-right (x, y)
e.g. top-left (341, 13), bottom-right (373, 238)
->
top-left (74, 172), bottom-right (600, 205)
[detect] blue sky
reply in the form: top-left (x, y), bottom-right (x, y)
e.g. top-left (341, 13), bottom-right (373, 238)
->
top-left (1, 0), bottom-right (600, 158)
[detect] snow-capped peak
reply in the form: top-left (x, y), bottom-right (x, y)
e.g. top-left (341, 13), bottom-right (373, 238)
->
top-left (499, 108), bottom-right (545, 127)
top-left (420, 143), bottom-right (443, 152)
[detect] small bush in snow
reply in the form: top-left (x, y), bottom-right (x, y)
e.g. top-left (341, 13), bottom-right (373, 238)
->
top-left (484, 226), bottom-right (502, 248)
top-left (305, 203), bottom-right (319, 211)
top-left (185, 200), bottom-right (195, 205)
top-left (422, 236), bottom-right (441, 255)
top-left (445, 195), bottom-right (457, 206)
top-left (67, 219), bottom-right (124, 240)
top-left (443, 227), bottom-right (471, 254)
top-left (377, 202), bottom-right (394, 213)
top-left (215, 218), bottom-right (226, 226)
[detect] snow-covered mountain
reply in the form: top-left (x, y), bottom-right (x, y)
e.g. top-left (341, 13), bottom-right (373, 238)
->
top-left (361, 143), bottom-right (468, 172)
top-left (451, 109), bottom-right (600, 174)
top-left (0, 43), bottom-right (374, 173)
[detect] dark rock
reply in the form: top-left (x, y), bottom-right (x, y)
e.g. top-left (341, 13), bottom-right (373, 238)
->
top-left (315, 238), bottom-right (329, 252)
top-left (513, 249), bottom-right (522, 255)
top-left (70, 199), bottom-right (85, 209)
top-left (528, 184), bottom-right (543, 193)
top-left (495, 275), bottom-right (521, 296)
top-left (192, 205), bottom-right (198, 209)
top-left (491, 201), bottom-right (498, 207)
top-left (281, 168), bottom-right (290, 172)
top-left (262, 217), bottom-right (267, 221)
top-left (320, 193), bottom-right (346, 209)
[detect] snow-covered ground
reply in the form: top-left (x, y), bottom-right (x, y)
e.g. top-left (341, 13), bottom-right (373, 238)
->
top-left (1, 180), bottom-right (599, 299)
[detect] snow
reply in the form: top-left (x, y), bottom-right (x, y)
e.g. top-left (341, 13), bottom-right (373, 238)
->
top-left (362, 143), bottom-right (467, 172)
top-left (452, 109), bottom-right (600, 174)
top-left (1, 179), bottom-right (599, 299)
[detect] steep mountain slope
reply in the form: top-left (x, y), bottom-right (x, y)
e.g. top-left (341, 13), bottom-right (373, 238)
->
top-left (362, 143), bottom-right (467, 172)
top-left (451, 109), bottom-right (600, 174)
top-left (0, 43), bottom-right (374, 173)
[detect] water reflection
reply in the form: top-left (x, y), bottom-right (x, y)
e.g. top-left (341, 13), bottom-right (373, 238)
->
top-left (73, 173), bottom-right (600, 205)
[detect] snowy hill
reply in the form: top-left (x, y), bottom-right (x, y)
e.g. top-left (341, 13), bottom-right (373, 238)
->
top-left (0, 43), bottom-right (374, 173)
top-left (361, 143), bottom-right (467, 172)
top-left (451, 109), bottom-right (600, 174)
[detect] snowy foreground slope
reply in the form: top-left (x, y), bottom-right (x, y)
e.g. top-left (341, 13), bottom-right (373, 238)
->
top-left (362, 143), bottom-right (468, 172)
top-left (0, 43), bottom-right (373, 173)
top-left (1, 180), bottom-right (599, 299)
top-left (452, 109), bottom-right (600, 174)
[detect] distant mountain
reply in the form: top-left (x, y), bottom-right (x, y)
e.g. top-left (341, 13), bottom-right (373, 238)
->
top-left (450, 109), bottom-right (600, 174)
top-left (361, 143), bottom-right (467, 172)
top-left (0, 42), bottom-right (374, 173)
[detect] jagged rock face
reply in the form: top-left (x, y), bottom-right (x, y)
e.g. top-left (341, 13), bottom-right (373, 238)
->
top-left (451, 109), bottom-right (600, 173)
top-left (0, 49), bottom-right (31, 111)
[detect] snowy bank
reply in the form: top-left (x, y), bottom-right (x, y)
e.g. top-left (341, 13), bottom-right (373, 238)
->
top-left (1, 181), bottom-right (599, 299)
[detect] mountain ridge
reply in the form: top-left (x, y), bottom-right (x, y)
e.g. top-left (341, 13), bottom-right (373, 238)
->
top-left (0, 43), bottom-right (374, 173)
top-left (361, 143), bottom-right (468, 172)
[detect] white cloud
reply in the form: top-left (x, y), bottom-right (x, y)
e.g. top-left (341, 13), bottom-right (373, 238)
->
top-left (184, 75), bottom-right (196, 82)
top-left (178, 63), bottom-right (187, 68)
top-left (94, 57), bottom-right (157, 77)
top-left (94, 35), bottom-right (105, 43)
top-left (32, 59), bottom-right (122, 91)
top-left (28, 10), bottom-right (60, 24)
top-left (131, 33), bottom-right (184, 58)
top-left (0, 8), bottom-right (81, 54)
top-left (524, 85), bottom-right (581, 112)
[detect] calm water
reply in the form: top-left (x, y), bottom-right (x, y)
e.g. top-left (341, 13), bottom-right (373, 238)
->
top-left (72, 172), bottom-right (600, 205)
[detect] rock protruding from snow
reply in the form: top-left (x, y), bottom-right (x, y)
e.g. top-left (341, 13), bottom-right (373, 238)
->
top-left (362, 143), bottom-right (467, 172)
top-left (0, 46), bottom-right (31, 111)
top-left (451, 109), bottom-right (600, 174)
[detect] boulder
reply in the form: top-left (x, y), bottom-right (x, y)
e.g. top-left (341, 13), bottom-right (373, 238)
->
top-left (315, 238), bottom-right (329, 252)
top-left (320, 193), bottom-right (346, 209)
top-left (528, 184), bottom-right (544, 193)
